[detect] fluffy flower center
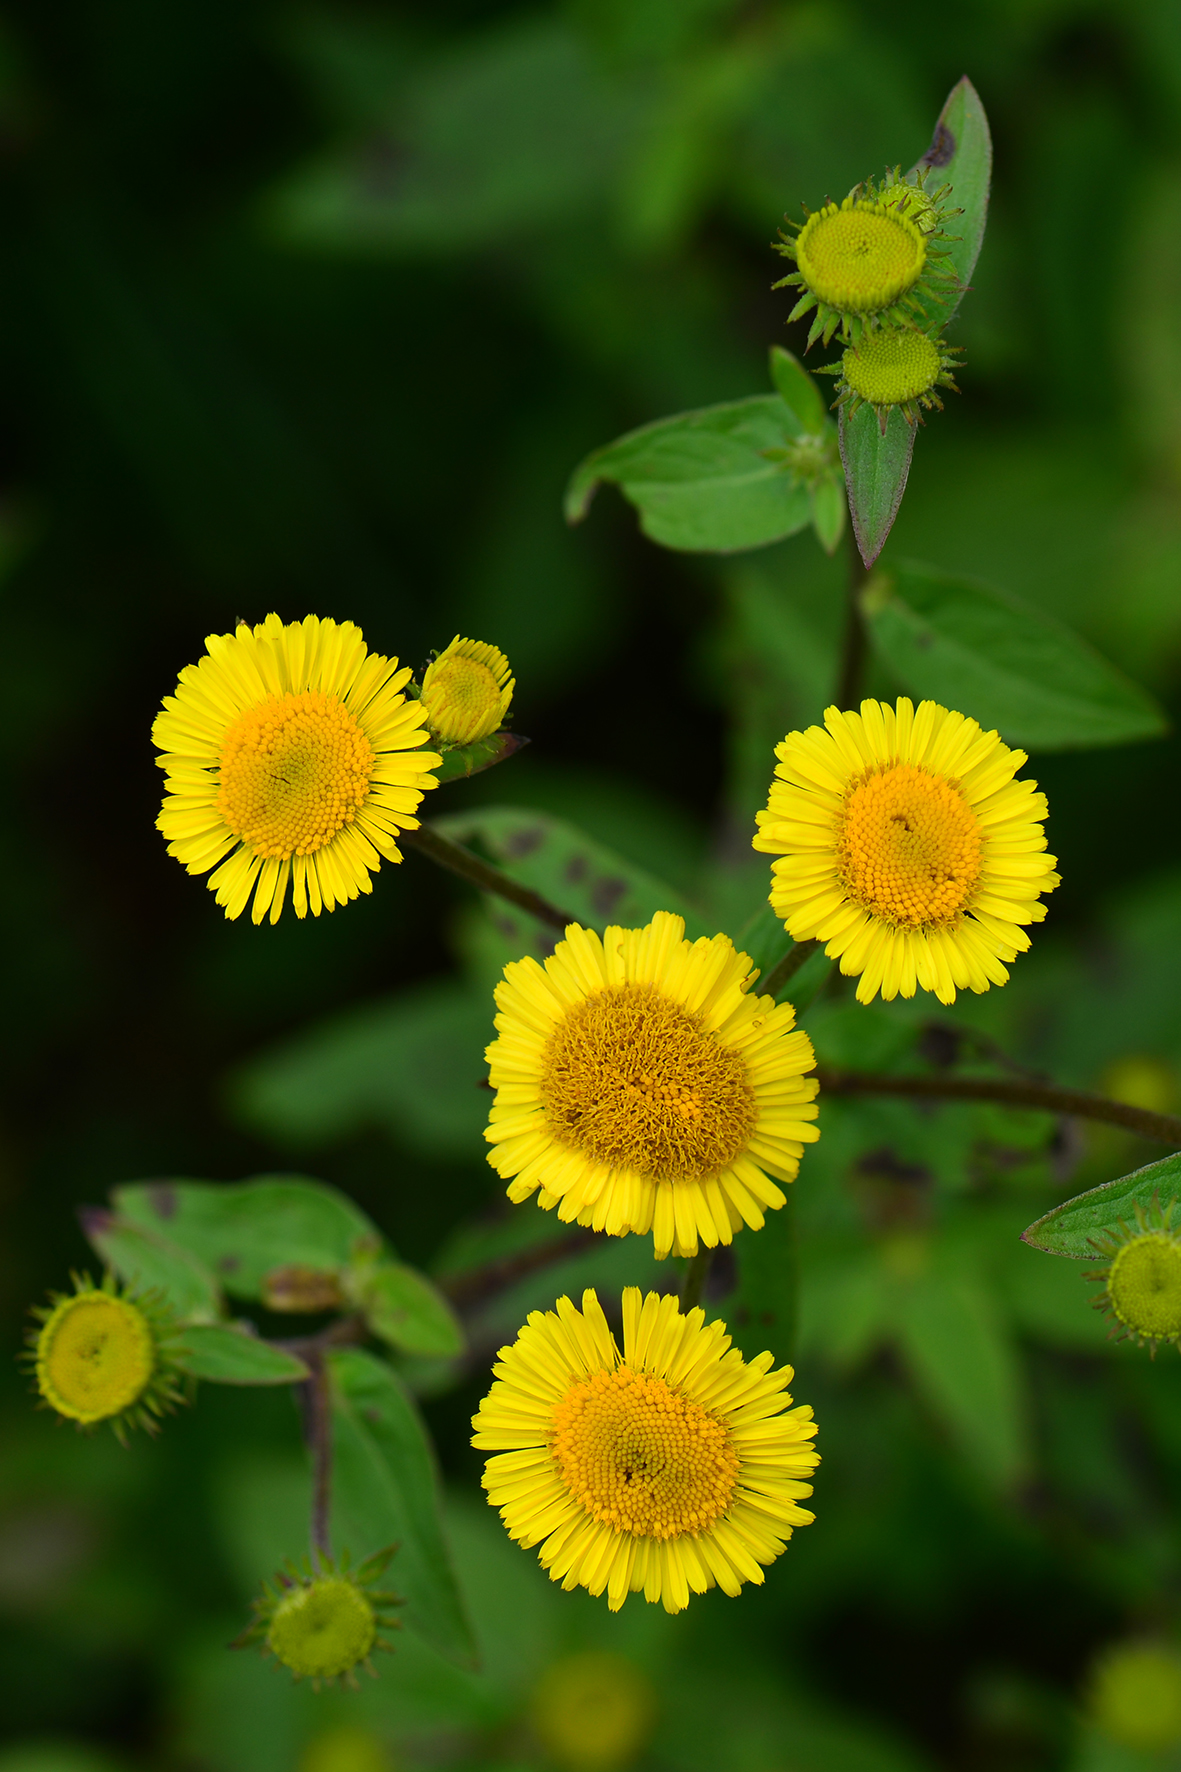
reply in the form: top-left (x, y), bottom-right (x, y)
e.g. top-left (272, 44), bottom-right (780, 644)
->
top-left (217, 690), bottom-right (374, 860)
top-left (552, 1366), bottom-right (739, 1539)
top-left (268, 1578), bottom-right (377, 1679)
top-left (540, 983), bottom-right (755, 1181)
top-left (837, 763), bottom-right (983, 931)
top-left (842, 328), bottom-right (942, 407)
top-left (38, 1294), bottom-right (154, 1422)
top-left (1108, 1234), bottom-right (1181, 1339)
top-left (796, 205), bottom-right (926, 313)
top-left (420, 655), bottom-right (502, 745)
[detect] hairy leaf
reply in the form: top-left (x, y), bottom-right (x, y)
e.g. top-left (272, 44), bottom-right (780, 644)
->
top-left (1023, 1153), bottom-right (1181, 1259)
top-left (838, 404), bottom-right (917, 570)
top-left (78, 1208), bottom-right (223, 1325)
top-left (355, 1260), bottom-right (465, 1358)
top-left (434, 730), bottom-right (527, 784)
top-left (172, 1325), bottom-right (310, 1385)
top-left (862, 560), bottom-right (1166, 750)
top-left (329, 1348), bottom-right (477, 1666)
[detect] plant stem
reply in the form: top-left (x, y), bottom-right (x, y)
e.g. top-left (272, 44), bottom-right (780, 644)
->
top-left (299, 1354), bottom-right (333, 1571)
top-left (440, 1227), bottom-right (599, 1310)
top-left (837, 545), bottom-right (871, 710)
top-left (403, 821), bottom-right (576, 933)
top-left (761, 938), bottom-right (822, 1001)
top-left (816, 1065), bottom-right (1181, 1146)
top-left (680, 1248), bottom-right (713, 1312)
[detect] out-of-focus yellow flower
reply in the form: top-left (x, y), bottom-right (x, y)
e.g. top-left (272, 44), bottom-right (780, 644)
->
top-left (531, 1652), bottom-right (657, 1770)
top-left (1090, 1640), bottom-right (1181, 1750)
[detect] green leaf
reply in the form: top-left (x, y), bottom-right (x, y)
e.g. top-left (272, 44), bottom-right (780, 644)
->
top-left (353, 1259), bottom-right (465, 1358)
top-left (838, 403), bottom-right (916, 570)
top-left (727, 1195), bottom-right (798, 1368)
top-left (77, 1208), bottom-right (223, 1325)
top-left (909, 75), bottom-right (993, 329)
top-left (434, 730), bottom-right (527, 785)
top-left (895, 1268), bottom-right (1028, 1488)
top-left (328, 1348), bottom-right (477, 1667)
top-left (111, 1177), bottom-right (382, 1301)
top-left (565, 395), bottom-right (812, 553)
top-left (230, 980), bottom-right (490, 1157)
top-left (809, 473), bottom-right (846, 556)
top-left (172, 1325), bottom-right (310, 1385)
top-left (862, 560), bottom-right (1167, 750)
top-left (1023, 1152), bottom-right (1181, 1259)
top-left (432, 806), bottom-right (713, 940)
top-left (769, 345), bottom-right (827, 435)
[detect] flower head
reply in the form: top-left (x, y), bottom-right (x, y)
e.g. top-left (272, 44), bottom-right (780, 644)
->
top-left (1088, 1197), bottom-right (1181, 1355)
top-left (28, 1273), bottom-right (186, 1441)
top-left (484, 911), bottom-right (819, 1260)
top-left (420, 635), bottom-right (514, 747)
top-left (531, 1652), bottom-right (657, 1771)
top-left (236, 1548), bottom-right (401, 1691)
top-left (153, 614), bottom-right (441, 924)
top-left (472, 1287), bottom-right (818, 1614)
top-left (826, 324), bottom-right (962, 432)
top-left (773, 177), bottom-right (958, 347)
top-left (1089, 1640), bottom-right (1181, 1751)
top-left (753, 698), bottom-right (1059, 1006)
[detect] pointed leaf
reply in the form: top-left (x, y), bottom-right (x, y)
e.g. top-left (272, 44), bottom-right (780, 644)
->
top-left (862, 560), bottom-right (1166, 750)
top-left (1023, 1152), bottom-right (1181, 1259)
top-left (809, 473), bottom-right (846, 555)
top-left (112, 1177), bottom-right (382, 1300)
top-left (172, 1325), bottom-right (310, 1385)
top-left (354, 1260), bottom-right (465, 1358)
top-left (838, 403), bottom-right (917, 570)
top-left (909, 75), bottom-right (993, 328)
top-left (565, 395), bottom-right (811, 553)
top-left (769, 345), bottom-right (827, 435)
top-left (78, 1208), bottom-right (223, 1325)
top-left (328, 1348), bottom-right (477, 1667)
top-left (434, 730), bottom-right (527, 784)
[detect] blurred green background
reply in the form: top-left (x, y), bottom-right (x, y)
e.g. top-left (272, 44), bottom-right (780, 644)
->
top-left (5, 1), bottom-right (1181, 1769)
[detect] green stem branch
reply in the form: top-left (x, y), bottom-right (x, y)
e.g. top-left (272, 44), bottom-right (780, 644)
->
top-left (680, 1249), bottom-right (713, 1312)
top-left (403, 822), bottom-right (576, 933)
top-left (816, 1065), bottom-right (1181, 1146)
top-left (761, 939), bottom-right (822, 1001)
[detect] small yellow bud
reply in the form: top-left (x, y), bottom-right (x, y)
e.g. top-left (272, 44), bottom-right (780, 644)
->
top-left (236, 1548), bottom-right (401, 1692)
top-left (1088, 1198), bottom-right (1181, 1354)
top-left (829, 325), bottom-right (962, 432)
top-left (28, 1273), bottom-right (185, 1440)
top-left (420, 636), bottom-right (513, 747)
top-left (530, 1652), bottom-right (657, 1771)
top-left (300, 1725), bottom-right (393, 1772)
top-left (1090, 1640), bottom-right (1181, 1751)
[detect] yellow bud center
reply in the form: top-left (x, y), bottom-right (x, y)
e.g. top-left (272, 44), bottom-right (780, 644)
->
top-left (1108, 1233), bottom-right (1181, 1341)
top-left (268, 1577), bottom-right (377, 1680)
top-left (540, 983), bottom-right (755, 1181)
top-left (796, 203), bottom-right (926, 314)
top-left (842, 328), bottom-right (943, 409)
top-left (552, 1366), bottom-right (738, 1539)
top-left (217, 690), bottom-right (374, 860)
top-left (37, 1292), bottom-right (155, 1424)
top-left (838, 763), bottom-right (982, 930)
top-left (420, 654), bottom-right (504, 746)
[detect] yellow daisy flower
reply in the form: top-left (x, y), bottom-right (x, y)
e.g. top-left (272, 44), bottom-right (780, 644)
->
top-left (472, 1287), bottom-right (818, 1614)
top-left (28, 1274), bottom-right (186, 1441)
top-left (753, 698), bottom-right (1059, 1006)
top-left (153, 614), bottom-right (441, 925)
top-left (420, 635), bottom-right (514, 747)
top-left (483, 911), bottom-right (820, 1261)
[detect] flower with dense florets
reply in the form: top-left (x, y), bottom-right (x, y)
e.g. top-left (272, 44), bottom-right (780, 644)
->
top-left (28, 1273), bottom-right (186, 1442)
top-left (235, 1548), bottom-right (402, 1691)
top-left (1088, 1197), bottom-right (1181, 1355)
top-left (824, 324), bottom-right (962, 432)
top-left (419, 635), bottom-right (514, 747)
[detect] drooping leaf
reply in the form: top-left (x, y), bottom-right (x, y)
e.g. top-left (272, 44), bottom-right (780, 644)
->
top-left (862, 560), bottom-right (1166, 750)
top-left (895, 1268), bottom-right (1028, 1488)
top-left (172, 1325), bottom-right (310, 1385)
top-left (77, 1207), bottom-right (223, 1325)
top-left (328, 1348), bottom-right (477, 1667)
top-left (112, 1177), bottom-right (382, 1300)
top-left (565, 395), bottom-right (812, 553)
top-left (1023, 1152), bottom-right (1181, 1260)
top-left (841, 79), bottom-right (993, 566)
top-left (230, 981), bottom-right (490, 1157)
top-left (838, 404), bottom-right (916, 570)
top-left (434, 730), bottom-right (527, 785)
top-left (432, 806), bottom-right (713, 940)
top-left (354, 1259), bottom-right (465, 1358)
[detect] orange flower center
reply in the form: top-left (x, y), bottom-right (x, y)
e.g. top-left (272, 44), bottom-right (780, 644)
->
top-left (217, 690), bottom-right (374, 860)
top-left (838, 763), bottom-right (982, 930)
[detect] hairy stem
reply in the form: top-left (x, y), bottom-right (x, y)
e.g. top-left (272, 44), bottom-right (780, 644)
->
top-left (299, 1354), bottom-right (333, 1570)
top-left (816, 1065), bottom-right (1181, 1146)
top-left (403, 821), bottom-right (576, 933)
top-left (762, 938), bottom-right (823, 1002)
top-left (837, 546), bottom-right (871, 710)
top-left (440, 1226), bottom-right (599, 1310)
top-left (680, 1248), bottom-right (713, 1312)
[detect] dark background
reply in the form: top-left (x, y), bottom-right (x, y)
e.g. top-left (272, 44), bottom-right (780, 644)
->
top-left (2, 3), bottom-right (1181, 1770)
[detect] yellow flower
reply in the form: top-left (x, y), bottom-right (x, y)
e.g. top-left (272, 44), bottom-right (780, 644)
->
top-left (531, 1652), bottom-right (657, 1771)
top-left (753, 698), bottom-right (1059, 1006)
top-left (236, 1549), bottom-right (401, 1692)
top-left (30, 1274), bottom-right (185, 1441)
top-left (483, 911), bottom-right (819, 1261)
top-left (1090, 1641), bottom-right (1181, 1751)
top-left (1088, 1198), bottom-right (1181, 1354)
top-left (419, 635), bottom-right (514, 746)
top-left (472, 1287), bottom-right (818, 1614)
top-left (830, 324), bottom-right (962, 430)
top-left (153, 614), bottom-right (441, 925)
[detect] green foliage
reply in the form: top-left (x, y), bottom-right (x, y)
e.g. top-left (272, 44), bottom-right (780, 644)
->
top-left (328, 1350), bottom-right (477, 1668)
top-left (172, 1327), bottom-right (311, 1386)
top-left (77, 1209), bottom-right (224, 1326)
top-left (433, 731), bottom-right (527, 785)
top-left (838, 406), bottom-right (918, 572)
top-left (350, 1259), bottom-right (465, 1360)
top-left (1024, 1156), bottom-right (1181, 1260)
top-left (863, 561), bottom-right (1167, 750)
